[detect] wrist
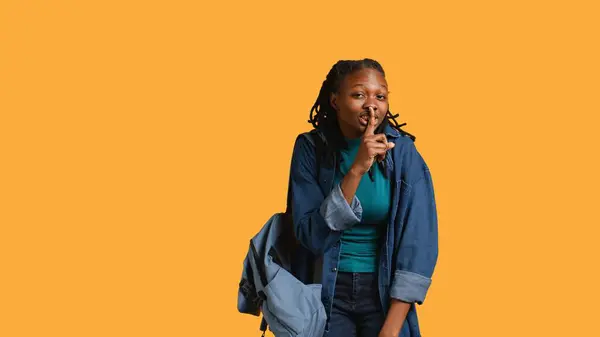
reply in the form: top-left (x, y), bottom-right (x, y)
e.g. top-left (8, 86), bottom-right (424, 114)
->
top-left (379, 324), bottom-right (400, 337)
top-left (349, 164), bottom-right (365, 177)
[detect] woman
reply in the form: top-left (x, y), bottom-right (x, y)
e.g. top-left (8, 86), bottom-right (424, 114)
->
top-left (289, 58), bottom-right (438, 337)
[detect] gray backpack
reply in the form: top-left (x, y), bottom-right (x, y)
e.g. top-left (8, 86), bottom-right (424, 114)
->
top-left (238, 131), bottom-right (327, 337)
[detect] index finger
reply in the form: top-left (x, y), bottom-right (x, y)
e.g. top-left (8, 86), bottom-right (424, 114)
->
top-left (364, 107), bottom-right (376, 136)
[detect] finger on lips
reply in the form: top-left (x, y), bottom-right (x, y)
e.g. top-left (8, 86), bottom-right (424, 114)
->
top-left (364, 107), bottom-right (395, 165)
top-left (365, 107), bottom-right (377, 136)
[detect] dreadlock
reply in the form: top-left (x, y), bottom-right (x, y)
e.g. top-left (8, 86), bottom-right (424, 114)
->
top-left (307, 58), bottom-right (416, 181)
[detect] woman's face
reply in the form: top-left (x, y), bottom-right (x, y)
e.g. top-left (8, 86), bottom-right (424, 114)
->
top-left (330, 67), bottom-right (389, 139)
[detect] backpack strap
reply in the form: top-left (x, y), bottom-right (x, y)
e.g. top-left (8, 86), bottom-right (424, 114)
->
top-left (250, 239), bottom-right (269, 337)
top-left (249, 240), bottom-right (268, 294)
top-left (311, 130), bottom-right (327, 184)
top-left (284, 130), bottom-right (327, 215)
top-left (259, 319), bottom-right (267, 337)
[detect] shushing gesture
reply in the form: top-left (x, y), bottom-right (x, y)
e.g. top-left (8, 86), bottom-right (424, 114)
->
top-left (350, 107), bottom-right (395, 176)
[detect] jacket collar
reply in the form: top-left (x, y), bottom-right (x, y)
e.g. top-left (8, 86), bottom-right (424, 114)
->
top-left (383, 122), bottom-right (401, 138)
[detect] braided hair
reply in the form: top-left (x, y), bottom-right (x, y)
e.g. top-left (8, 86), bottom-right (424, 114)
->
top-left (307, 58), bottom-right (416, 181)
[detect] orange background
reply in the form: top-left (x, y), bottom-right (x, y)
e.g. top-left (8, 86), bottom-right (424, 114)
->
top-left (1, 1), bottom-right (599, 336)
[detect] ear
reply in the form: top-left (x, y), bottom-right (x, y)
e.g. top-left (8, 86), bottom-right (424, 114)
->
top-left (329, 92), bottom-right (338, 111)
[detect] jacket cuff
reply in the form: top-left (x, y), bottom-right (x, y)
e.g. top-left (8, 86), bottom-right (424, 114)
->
top-left (390, 270), bottom-right (432, 305)
top-left (319, 182), bottom-right (362, 231)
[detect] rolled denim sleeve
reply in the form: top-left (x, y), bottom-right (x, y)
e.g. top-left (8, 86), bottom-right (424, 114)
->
top-left (319, 182), bottom-right (362, 231)
top-left (391, 166), bottom-right (438, 305)
top-left (390, 270), bottom-right (432, 304)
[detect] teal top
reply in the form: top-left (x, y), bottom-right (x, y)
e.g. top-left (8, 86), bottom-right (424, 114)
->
top-left (334, 137), bottom-right (391, 273)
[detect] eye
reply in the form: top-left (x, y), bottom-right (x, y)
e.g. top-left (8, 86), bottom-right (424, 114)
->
top-left (377, 94), bottom-right (387, 100)
top-left (352, 93), bottom-right (365, 99)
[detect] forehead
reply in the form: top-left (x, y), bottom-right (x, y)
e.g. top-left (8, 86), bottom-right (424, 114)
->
top-left (340, 68), bottom-right (387, 90)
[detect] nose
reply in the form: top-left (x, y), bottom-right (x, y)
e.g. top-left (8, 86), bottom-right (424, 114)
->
top-left (363, 97), bottom-right (378, 112)
top-left (363, 102), bottom-right (378, 113)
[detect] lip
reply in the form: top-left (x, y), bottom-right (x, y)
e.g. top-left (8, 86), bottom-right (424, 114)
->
top-left (359, 115), bottom-right (376, 126)
top-left (359, 113), bottom-right (379, 120)
top-left (360, 111), bottom-right (379, 118)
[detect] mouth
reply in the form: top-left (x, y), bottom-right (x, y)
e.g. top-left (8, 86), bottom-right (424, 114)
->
top-left (359, 113), bottom-right (377, 126)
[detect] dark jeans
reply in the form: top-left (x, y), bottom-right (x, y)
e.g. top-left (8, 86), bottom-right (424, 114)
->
top-left (325, 272), bottom-right (385, 337)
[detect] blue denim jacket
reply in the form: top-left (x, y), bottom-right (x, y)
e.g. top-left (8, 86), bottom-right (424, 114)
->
top-left (289, 123), bottom-right (438, 337)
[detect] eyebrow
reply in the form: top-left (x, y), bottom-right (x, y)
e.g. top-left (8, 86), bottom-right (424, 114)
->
top-left (352, 83), bottom-right (388, 89)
